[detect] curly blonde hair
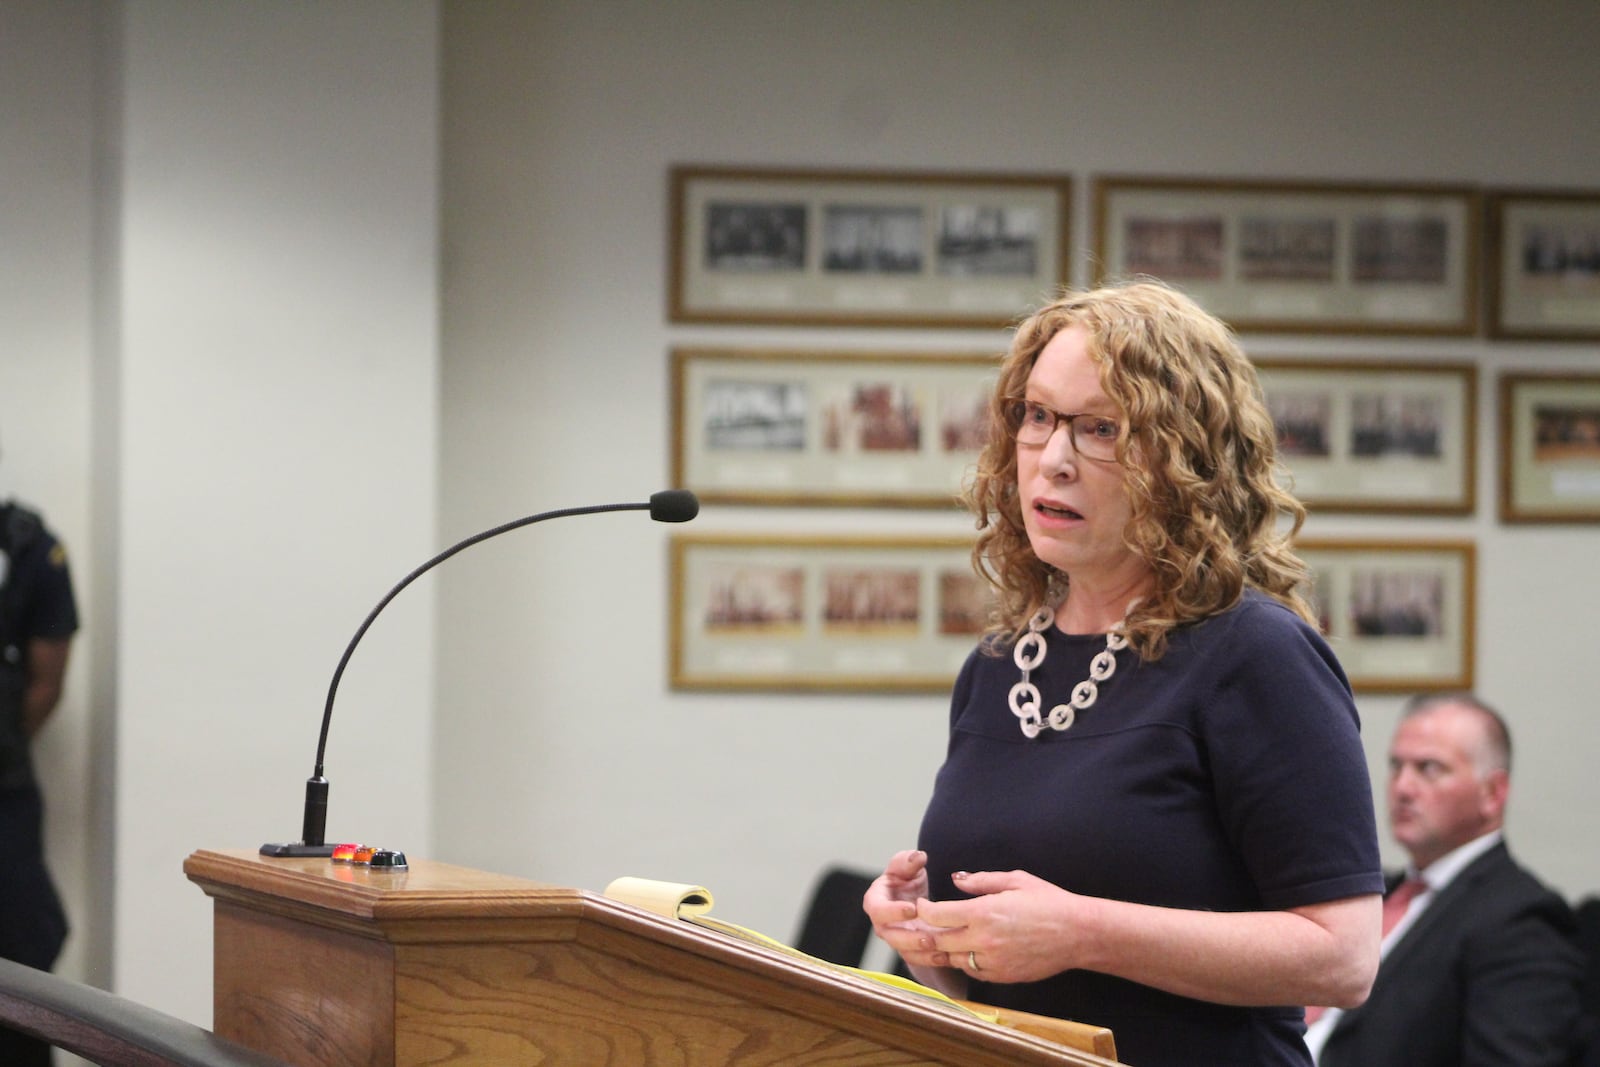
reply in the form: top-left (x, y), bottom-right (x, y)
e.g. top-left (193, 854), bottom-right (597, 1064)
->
top-left (965, 279), bottom-right (1316, 660)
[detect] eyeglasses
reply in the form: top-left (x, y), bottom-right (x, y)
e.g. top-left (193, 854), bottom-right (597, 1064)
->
top-left (1001, 398), bottom-right (1123, 462)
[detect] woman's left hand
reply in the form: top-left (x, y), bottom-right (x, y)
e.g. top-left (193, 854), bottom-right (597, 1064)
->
top-left (915, 869), bottom-right (1085, 984)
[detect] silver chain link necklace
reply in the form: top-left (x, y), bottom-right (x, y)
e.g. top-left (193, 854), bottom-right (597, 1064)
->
top-left (1007, 601), bottom-right (1133, 738)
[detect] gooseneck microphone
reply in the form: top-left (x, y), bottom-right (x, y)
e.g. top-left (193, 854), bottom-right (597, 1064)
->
top-left (261, 489), bottom-right (699, 857)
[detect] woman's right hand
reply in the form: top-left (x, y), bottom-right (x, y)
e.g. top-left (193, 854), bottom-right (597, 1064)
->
top-left (863, 850), bottom-right (967, 996)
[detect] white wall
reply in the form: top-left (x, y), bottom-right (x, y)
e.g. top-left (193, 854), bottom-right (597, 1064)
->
top-left (0, 0), bottom-right (100, 989)
top-left (2, 0), bottom-right (1598, 1034)
top-left (112, 1), bottom-right (440, 1020)
top-left (434, 0), bottom-right (1600, 960)
top-left (3, 0), bottom-right (441, 1026)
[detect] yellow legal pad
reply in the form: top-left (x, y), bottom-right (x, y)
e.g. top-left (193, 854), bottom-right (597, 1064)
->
top-left (601, 876), bottom-right (999, 1022)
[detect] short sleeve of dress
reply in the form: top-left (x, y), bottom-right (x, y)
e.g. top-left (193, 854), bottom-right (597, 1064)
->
top-left (1199, 598), bottom-right (1384, 910)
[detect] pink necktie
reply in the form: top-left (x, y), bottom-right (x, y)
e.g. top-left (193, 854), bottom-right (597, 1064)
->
top-left (1381, 877), bottom-right (1428, 937)
top-left (1305, 878), bottom-right (1427, 1024)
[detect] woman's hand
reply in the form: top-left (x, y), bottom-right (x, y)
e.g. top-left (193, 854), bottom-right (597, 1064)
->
top-left (920, 871), bottom-right (1381, 1007)
top-left (916, 869), bottom-right (1081, 984)
top-left (863, 850), bottom-right (966, 996)
top-left (862, 849), bottom-right (932, 949)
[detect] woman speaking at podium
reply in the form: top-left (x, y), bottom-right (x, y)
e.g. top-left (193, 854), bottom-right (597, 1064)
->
top-left (864, 280), bottom-right (1383, 1066)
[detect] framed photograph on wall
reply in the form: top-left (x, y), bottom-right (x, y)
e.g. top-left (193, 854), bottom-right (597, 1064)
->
top-left (1486, 189), bottom-right (1600, 340)
top-left (1499, 373), bottom-right (1600, 523)
top-left (1093, 176), bottom-right (1480, 334)
top-left (668, 166), bottom-right (1072, 328)
top-left (672, 348), bottom-right (1000, 507)
top-left (1298, 539), bottom-right (1475, 693)
top-left (1254, 359), bottom-right (1477, 514)
top-left (669, 534), bottom-right (986, 692)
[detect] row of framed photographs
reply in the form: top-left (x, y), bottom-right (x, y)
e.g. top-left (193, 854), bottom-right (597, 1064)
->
top-left (674, 348), bottom-right (1600, 524)
top-left (669, 166), bottom-right (1600, 340)
top-left (670, 535), bottom-right (1474, 694)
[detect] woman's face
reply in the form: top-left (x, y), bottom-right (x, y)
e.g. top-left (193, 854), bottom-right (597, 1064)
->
top-left (1016, 326), bottom-right (1149, 590)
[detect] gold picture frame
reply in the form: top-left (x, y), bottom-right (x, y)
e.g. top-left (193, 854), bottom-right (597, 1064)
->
top-left (670, 535), bottom-right (1473, 695)
top-left (1298, 539), bottom-right (1475, 693)
top-left (1093, 176), bottom-right (1481, 335)
top-left (669, 534), bottom-right (984, 692)
top-left (669, 165), bottom-right (1072, 328)
top-left (1486, 188), bottom-right (1600, 340)
top-left (1499, 372), bottom-right (1600, 523)
top-left (1254, 358), bottom-right (1477, 514)
top-left (671, 347), bottom-right (1001, 508)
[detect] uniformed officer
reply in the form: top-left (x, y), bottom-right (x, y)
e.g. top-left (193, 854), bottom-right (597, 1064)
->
top-left (0, 494), bottom-right (78, 1067)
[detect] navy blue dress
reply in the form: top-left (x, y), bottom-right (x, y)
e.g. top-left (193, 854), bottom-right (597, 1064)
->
top-left (917, 590), bottom-right (1383, 1066)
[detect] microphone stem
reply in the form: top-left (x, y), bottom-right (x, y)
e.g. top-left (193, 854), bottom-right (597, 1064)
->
top-left (271, 491), bottom-right (692, 854)
top-left (311, 500), bottom-right (648, 776)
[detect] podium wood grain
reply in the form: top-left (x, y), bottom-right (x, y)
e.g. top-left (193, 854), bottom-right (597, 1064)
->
top-left (185, 849), bottom-right (1118, 1066)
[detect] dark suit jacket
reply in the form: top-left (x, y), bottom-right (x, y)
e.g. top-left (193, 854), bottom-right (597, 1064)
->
top-left (1320, 841), bottom-right (1584, 1067)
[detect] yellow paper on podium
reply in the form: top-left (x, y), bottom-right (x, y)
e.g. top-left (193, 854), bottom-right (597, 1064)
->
top-left (601, 876), bottom-right (997, 1022)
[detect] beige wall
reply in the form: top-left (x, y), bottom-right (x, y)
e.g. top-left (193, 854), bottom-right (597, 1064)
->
top-left (435, 0), bottom-right (1600, 958)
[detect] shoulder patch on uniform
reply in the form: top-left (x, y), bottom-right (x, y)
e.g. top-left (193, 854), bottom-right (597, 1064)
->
top-left (49, 544), bottom-right (68, 568)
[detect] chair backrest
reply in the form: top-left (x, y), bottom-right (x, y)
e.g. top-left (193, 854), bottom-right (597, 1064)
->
top-left (793, 866), bottom-right (877, 967)
top-left (1575, 896), bottom-right (1600, 1067)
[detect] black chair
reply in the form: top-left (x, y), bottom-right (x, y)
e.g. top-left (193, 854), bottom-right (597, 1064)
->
top-left (1574, 895), bottom-right (1600, 1067)
top-left (793, 865), bottom-right (877, 967)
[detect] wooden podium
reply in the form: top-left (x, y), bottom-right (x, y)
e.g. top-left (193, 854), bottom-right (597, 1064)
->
top-left (185, 849), bottom-right (1119, 1066)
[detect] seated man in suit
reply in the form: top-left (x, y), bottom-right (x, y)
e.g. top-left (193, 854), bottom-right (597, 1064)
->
top-left (1309, 692), bottom-right (1584, 1066)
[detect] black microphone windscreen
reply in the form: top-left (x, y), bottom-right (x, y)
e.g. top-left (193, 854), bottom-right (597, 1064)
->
top-left (649, 489), bottom-right (700, 523)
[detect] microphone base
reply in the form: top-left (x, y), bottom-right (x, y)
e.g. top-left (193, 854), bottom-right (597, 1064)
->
top-left (259, 841), bottom-right (338, 858)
